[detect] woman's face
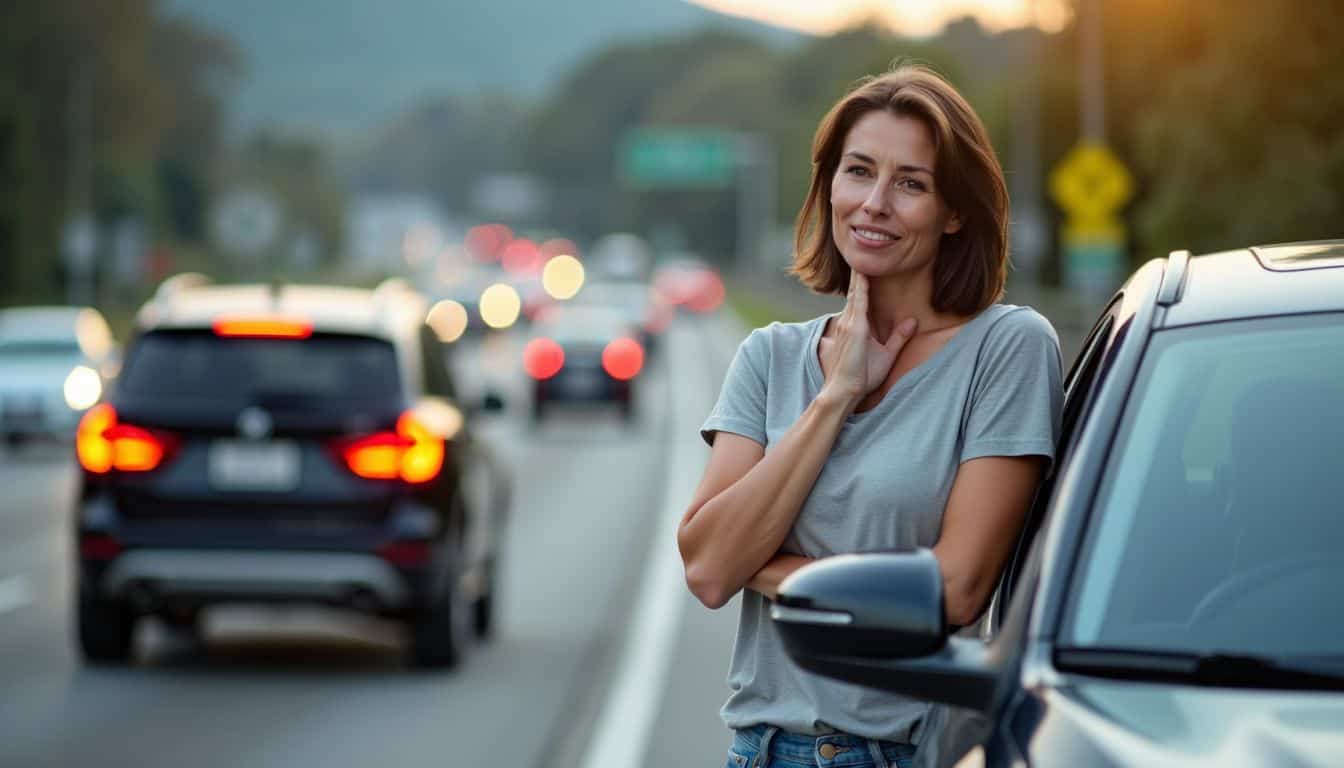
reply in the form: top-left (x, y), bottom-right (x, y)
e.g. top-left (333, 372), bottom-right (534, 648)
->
top-left (829, 110), bottom-right (961, 284)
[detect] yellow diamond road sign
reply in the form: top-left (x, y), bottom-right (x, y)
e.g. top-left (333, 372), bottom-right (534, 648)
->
top-left (1049, 142), bottom-right (1133, 230)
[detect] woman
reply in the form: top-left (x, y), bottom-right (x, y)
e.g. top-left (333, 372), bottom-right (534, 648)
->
top-left (677, 66), bottom-right (1063, 768)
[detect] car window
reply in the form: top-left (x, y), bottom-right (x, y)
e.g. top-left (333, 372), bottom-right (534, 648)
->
top-left (1063, 312), bottom-right (1344, 657)
top-left (119, 330), bottom-right (401, 402)
top-left (0, 340), bottom-right (83, 359)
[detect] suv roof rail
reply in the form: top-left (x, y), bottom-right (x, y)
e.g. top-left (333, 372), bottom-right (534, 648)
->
top-left (1156, 250), bottom-right (1191, 306)
top-left (155, 272), bottom-right (213, 300)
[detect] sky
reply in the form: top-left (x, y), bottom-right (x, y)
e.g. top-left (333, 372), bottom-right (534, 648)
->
top-left (685, 0), bottom-right (1073, 37)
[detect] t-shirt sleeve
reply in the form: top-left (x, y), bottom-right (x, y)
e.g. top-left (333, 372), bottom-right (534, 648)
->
top-left (700, 326), bottom-right (770, 447)
top-left (959, 308), bottom-right (1064, 465)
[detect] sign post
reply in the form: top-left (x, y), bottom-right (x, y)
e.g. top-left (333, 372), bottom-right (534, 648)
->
top-left (1049, 142), bottom-right (1133, 298)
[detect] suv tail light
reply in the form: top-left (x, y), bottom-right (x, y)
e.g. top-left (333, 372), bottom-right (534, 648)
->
top-left (602, 337), bottom-right (645, 381)
top-left (76, 404), bottom-right (179, 473)
top-left (333, 412), bottom-right (444, 484)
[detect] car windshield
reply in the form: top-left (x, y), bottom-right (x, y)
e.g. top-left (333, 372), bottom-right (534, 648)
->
top-left (1063, 313), bottom-right (1344, 659)
top-left (119, 330), bottom-right (401, 402)
top-left (0, 339), bottom-right (82, 359)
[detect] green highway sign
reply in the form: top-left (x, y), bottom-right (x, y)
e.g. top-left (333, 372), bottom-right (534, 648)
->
top-left (620, 129), bottom-right (737, 187)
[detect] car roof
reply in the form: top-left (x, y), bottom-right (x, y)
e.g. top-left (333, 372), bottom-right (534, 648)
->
top-left (1158, 240), bottom-right (1344, 328)
top-left (136, 279), bottom-right (427, 340)
top-left (0, 305), bottom-right (114, 358)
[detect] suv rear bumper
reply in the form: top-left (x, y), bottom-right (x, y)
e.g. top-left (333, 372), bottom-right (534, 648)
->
top-left (100, 549), bottom-right (411, 610)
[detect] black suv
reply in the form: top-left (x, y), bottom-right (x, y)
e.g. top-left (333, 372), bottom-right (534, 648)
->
top-left (774, 242), bottom-right (1344, 766)
top-left (74, 275), bottom-right (508, 669)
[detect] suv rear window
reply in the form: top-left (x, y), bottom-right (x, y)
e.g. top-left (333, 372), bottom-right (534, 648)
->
top-left (120, 330), bottom-right (401, 402)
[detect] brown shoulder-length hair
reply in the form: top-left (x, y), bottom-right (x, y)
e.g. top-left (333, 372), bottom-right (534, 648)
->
top-left (790, 65), bottom-right (1009, 315)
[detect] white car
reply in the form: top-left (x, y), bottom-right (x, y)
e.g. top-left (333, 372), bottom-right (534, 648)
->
top-left (0, 306), bottom-right (117, 447)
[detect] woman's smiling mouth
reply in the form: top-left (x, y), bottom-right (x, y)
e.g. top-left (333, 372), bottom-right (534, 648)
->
top-left (851, 226), bottom-right (901, 246)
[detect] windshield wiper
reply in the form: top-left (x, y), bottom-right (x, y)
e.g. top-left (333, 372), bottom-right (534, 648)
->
top-left (1054, 647), bottom-right (1344, 691)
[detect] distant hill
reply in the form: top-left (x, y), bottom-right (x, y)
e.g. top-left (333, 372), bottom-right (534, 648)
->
top-left (167, 0), bottom-right (805, 140)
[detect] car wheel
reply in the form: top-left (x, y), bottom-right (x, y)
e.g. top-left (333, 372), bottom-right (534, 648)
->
top-left (472, 556), bottom-right (497, 640)
top-left (77, 590), bottom-right (135, 664)
top-left (408, 570), bottom-right (472, 669)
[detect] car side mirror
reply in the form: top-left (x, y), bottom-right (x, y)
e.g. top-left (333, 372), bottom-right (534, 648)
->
top-left (773, 550), bottom-right (946, 660)
top-left (771, 549), bottom-right (1000, 712)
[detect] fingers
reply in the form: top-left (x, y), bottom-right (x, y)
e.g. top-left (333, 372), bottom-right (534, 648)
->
top-left (883, 317), bottom-right (919, 355)
top-left (850, 272), bottom-right (868, 318)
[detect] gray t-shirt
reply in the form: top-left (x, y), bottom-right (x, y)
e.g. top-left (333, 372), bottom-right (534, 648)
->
top-left (699, 303), bottom-right (1063, 743)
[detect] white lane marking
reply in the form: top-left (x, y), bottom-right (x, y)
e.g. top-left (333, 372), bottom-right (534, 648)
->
top-left (0, 574), bottom-right (35, 617)
top-left (580, 322), bottom-right (719, 768)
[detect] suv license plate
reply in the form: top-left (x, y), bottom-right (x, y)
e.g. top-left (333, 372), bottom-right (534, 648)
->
top-left (209, 440), bottom-right (300, 491)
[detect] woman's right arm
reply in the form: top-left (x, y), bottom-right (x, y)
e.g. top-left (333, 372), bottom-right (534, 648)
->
top-left (676, 389), bottom-right (853, 609)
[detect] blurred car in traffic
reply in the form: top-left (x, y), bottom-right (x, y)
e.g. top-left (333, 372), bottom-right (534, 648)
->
top-left (0, 306), bottom-right (118, 448)
top-left (652, 257), bottom-right (725, 314)
top-left (570, 279), bottom-right (674, 356)
top-left (523, 303), bottom-right (646, 423)
top-left (772, 241), bottom-right (1344, 767)
top-left (74, 274), bottom-right (509, 669)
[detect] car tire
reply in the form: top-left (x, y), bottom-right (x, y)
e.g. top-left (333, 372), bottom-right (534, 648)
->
top-left (408, 570), bottom-right (471, 670)
top-left (472, 557), bottom-right (497, 640)
top-left (77, 591), bottom-right (135, 664)
top-left (4, 432), bottom-right (25, 450)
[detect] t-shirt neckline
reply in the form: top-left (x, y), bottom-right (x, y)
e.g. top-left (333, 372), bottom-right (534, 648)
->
top-left (806, 304), bottom-right (1004, 420)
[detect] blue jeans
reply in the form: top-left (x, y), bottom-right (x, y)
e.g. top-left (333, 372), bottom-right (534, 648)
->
top-left (724, 724), bottom-right (916, 768)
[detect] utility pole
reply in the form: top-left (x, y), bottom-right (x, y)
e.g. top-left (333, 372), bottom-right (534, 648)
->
top-left (734, 134), bottom-right (775, 276)
top-left (1010, 0), bottom-right (1046, 281)
top-left (62, 57), bottom-right (97, 307)
top-left (1080, 0), bottom-right (1106, 142)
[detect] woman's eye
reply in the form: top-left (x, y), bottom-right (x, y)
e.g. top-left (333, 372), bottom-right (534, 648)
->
top-left (845, 165), bottom-right (871, 177)
top-left (898, 178), bottom-right (928, 192)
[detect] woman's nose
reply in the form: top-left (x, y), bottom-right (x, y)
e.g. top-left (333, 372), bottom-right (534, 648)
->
top-left (861, 184), bottom-right (892, 216)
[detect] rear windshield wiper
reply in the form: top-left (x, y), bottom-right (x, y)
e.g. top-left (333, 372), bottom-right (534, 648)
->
top-left (1054, 647), bottom-right (1344, 691)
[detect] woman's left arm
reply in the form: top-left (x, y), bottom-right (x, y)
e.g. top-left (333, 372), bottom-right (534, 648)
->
top-left (932, 454), bottom-right (1046, 627)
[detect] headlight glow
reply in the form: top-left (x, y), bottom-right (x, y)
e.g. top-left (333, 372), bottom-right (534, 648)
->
top-left (542, 254), bottom-right (585, 300)
top-left (479, 283), bottom-right (521, 329)
top-left (64, 366), bottom-right (102, 410)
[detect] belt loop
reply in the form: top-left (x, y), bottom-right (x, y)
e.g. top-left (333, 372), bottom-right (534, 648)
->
top-left (865, 738), bottom-right (890, 768)
top-left (753, 726), bottom-right (780, 768)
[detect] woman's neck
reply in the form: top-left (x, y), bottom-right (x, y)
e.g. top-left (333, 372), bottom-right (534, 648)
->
top-left (863, 271), bottom-right (955, 342)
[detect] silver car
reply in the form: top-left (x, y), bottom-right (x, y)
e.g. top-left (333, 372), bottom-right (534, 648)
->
top-left (0, 306), bottom-right (117, 447)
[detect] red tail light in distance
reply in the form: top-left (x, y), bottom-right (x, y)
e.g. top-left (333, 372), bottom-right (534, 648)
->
top-left (523, 337), bottom-right (565, 380)
top-left (602, 337), bottom-right (644, 381)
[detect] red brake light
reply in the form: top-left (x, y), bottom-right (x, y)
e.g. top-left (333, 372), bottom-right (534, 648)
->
top-left (523, 337), bottom-right (565, 380)
top-left (212, 316), bottom-right (313, 339)
top-left (335, 412), bottom-right (444, 484)
top-left (80, 533), bottom-right (124, 560)
top-left (76, 404), bottom-right (178, 473)
top-left (602, 337), bottom-right (644, 381)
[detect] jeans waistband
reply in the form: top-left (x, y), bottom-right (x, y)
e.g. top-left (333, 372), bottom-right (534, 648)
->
top-left (734, 724), bottom-right (915, 767)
